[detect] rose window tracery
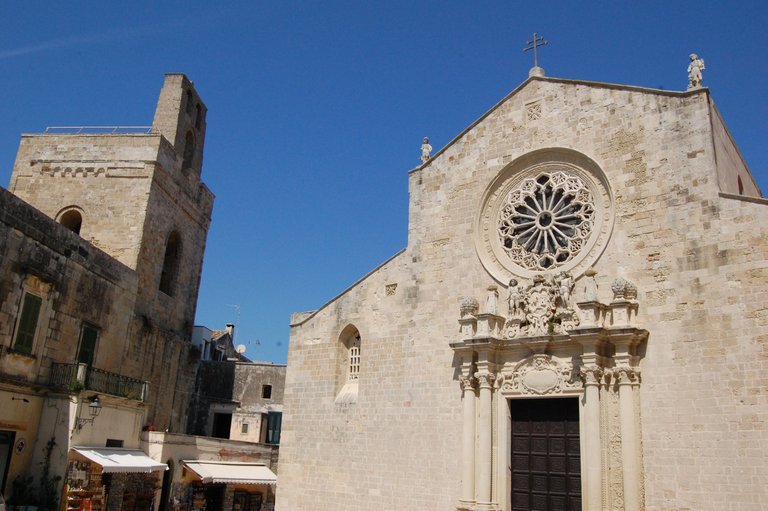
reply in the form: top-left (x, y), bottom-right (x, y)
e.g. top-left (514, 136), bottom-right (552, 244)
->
top-left (498, 171), bottom-right (595, 271)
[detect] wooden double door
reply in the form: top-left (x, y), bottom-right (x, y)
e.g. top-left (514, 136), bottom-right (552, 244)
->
top-left (511, 398), bottom-right (581, 511)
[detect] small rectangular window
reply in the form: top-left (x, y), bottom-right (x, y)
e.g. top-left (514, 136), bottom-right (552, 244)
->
top-left (14, 293), bottom-right (42, 354)
top-left (105, 439), bottom-right (123, 448)
top-left (261, 384), bottom-right (272, 399)
top-left (241, 423), bottom-right (249, 434)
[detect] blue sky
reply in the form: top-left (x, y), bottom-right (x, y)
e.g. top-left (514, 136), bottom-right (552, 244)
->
top-left (1, 1), bottom-right (766, 363)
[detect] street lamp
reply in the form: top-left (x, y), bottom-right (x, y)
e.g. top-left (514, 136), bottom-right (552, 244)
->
top-left (75, 395), bottom-right (102, 430)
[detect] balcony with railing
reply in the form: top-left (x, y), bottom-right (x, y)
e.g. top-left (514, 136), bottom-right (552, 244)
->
top-left (50, 362), bottom-right (149, 402)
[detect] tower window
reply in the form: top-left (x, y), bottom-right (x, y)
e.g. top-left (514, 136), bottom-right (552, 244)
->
top-left (738, 175), bottom-right (744, 195)
top-left (185, 90), bottom-right (194, 114)
top-left (195, 104), bottom-right (203, 130)
top-left (182, 131), bottom-right (195, 171)
top-left (58, 208), bottom-right (83, 235)
top-left (159, 231), bottom-right (182, 296)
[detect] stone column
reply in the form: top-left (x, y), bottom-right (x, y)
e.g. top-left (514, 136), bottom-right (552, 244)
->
top-left (617, 368), bottom-right (641, 511)
top-left (580, 365), bottom-right (603, 511)
top-left (459, 375), bottom-right (477, 508)
top-left (475, 371), bottom-right (495, 509)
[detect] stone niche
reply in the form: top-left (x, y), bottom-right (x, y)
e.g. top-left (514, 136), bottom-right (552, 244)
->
top-left (451, 272), bottom-right (647, 511)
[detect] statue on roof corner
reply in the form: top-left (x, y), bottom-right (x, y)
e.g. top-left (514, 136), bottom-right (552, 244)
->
top-left (420, 137), bottom-right (432, 163)
top-left (687, 53), bottom-right (705, 89)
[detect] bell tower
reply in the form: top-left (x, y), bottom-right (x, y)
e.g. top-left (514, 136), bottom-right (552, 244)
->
top-left (152, 73), bottom-right (208, 181)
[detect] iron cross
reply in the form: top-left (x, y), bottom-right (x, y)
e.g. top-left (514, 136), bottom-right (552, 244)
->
top-left (523, 33), bottom-right (548, 68)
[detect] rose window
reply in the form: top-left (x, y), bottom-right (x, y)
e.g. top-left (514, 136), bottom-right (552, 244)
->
top-left (498, 171), bottom-right (595, 271)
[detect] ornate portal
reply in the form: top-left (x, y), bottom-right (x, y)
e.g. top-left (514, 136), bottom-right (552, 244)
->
top-left (451, 274), bottom-right (647, 511)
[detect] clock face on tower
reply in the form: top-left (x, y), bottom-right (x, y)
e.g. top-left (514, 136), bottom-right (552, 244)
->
top-left (475, 148), bottom-right (614, 282)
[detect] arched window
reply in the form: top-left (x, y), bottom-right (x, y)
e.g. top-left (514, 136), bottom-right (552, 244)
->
top-left (182, 131), bottom-right (195, 171)
top-left (348, 334), bottom-right (361, 380)
top-left (335, 326), bottom-right (361, 405)
top-left (338, 326), bottom-right (361, 382)
top-left (57, 208), bottom-right (83, 234)
top-left (159, 231), bottom-right (181, 296)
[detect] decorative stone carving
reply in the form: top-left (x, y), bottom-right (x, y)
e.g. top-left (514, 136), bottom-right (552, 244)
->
top-left (502, 354), bottom-right (581, 395)
top-left (475, 150), bottom-right (615, 282)
top-left (459, 297), bottom-right (479, 318)
top-left (459, 375), bottom-right (477, 391)
top-left (583, 267), bottom-right (599, 301)
top-left (687, 53), bottom-right (705, 89)
top-left (498, 171), bottom-right (596, 271)
top-left (507, 279), bottom-right (525, 319)
top-left (503, 273), bottom-right (580, 338)
top-left (611, 277), bottom-right (628, 300)
top-left (458, 297), bottom-right (479, 338)
top-left (614, 367), bottom-right (640, 385)
top-left (475, 372), bottom-right (495, 389)
top-left (485, 285), bottom-right (499, 314)
top-left (420, 137), bottom-right (432, 163)
top-left (580, 365), bottom-right (603, 386)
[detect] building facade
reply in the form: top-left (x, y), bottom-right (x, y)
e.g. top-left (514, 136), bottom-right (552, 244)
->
top-left (276, 73), bottom-right (767, 510)
top-left (0, 73), bottom-right (213, 509)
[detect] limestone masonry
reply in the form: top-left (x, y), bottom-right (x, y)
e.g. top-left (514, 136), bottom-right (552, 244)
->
top-left (276, 75), bottom-right (767, 510)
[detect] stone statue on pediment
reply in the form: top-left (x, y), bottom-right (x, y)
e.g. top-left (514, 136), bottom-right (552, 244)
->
top-left (420, 137), bottom-right (432, 163)
top-left (687, 53), bottom-right (705, 89)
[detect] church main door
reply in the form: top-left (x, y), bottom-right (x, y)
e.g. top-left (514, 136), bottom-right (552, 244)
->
top-left (511, 398), bottom-right (581, 511)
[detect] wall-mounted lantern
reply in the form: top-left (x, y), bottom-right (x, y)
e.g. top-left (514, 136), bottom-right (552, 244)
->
top-left (75, 395), bottom-right (102, 430)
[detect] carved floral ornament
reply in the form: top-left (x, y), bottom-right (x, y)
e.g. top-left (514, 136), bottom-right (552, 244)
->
top-left (475, 149), bottom-right (614, 281)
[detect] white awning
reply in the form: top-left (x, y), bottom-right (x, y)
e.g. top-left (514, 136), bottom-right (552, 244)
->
top-left (72, 447), bottom-right (167, 473)
top-left (182, 460), bottom-right (277, 485)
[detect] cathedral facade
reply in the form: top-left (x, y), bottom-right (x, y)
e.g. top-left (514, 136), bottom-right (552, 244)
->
top-left (276, 74), bottom-right (767, 510)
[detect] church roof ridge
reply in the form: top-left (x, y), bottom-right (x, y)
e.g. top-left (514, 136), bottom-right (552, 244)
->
top-left (409, 75), bottom-right (710, 175)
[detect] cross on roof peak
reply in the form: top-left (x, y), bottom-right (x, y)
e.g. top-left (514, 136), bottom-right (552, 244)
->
top-left (523, 33), bottom-right (548, 77)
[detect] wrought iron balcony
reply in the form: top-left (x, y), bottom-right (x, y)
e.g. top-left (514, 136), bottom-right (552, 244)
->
top-left (50, 362), bottom-right (149, 402)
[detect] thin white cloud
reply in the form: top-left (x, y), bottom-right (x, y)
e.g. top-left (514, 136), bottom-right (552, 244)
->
top-left (0, 13), bottom-right (220, 61)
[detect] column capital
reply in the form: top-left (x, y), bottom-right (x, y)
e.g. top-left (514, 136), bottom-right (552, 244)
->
top-left (615, 366), bottom-right (641, 386)
top-left (459, 375), bottom-right (477, 391)
top-left (475, 372), bottom-right (496, 389)
top-left (580, 365), bottom-right (603, 386)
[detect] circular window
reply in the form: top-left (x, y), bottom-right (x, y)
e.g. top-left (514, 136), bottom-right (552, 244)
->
top-left (475, 149), bottom-right (613, 281)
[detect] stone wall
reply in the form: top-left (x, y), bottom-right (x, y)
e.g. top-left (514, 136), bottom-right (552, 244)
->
top-left (277, 77), bottom-right (768, 510)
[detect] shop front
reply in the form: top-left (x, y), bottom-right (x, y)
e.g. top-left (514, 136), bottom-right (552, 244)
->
top-left (178, 461), bottom-right (276, 511)
top-left (64, 447), bottom-right (167, 511)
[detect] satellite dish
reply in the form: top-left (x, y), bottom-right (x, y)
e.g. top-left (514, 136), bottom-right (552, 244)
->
top-left (236, 344), bottom-right (247, 354)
